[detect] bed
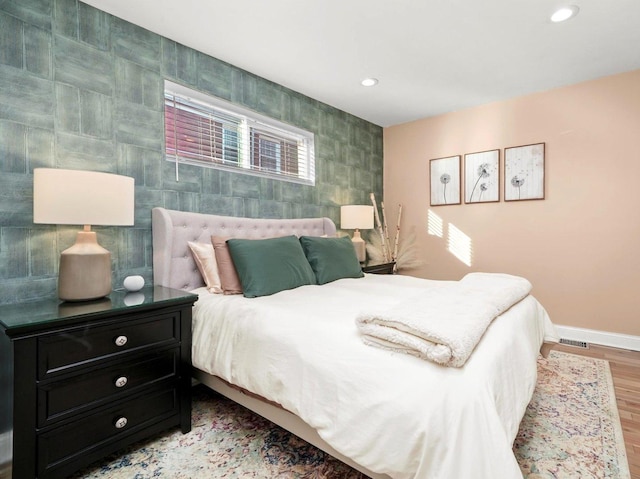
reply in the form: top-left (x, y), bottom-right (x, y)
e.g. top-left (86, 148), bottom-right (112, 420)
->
top-left (151, 207), bottom-right (558, 479)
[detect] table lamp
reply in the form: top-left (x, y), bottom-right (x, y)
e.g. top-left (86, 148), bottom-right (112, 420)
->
top-left (33, 168), bottom-right (135, 302)
top-left (340, 205), bottom-right (374, 262)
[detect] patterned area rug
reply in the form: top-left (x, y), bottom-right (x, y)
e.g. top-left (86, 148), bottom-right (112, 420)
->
top-left (72, 351), bottom-right (629, 479)
top-left (515, 351), bottom-right (629, 478)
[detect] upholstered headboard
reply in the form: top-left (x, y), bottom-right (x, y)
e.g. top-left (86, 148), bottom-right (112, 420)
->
top-left (151, 207), bottom-right (337, 291)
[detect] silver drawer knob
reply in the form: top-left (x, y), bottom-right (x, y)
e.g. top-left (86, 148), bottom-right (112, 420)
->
top-left (114, 376), bottom-right (128, 388)
top-left (114, 417), bottom-right (128, 429)
top-left (114, 335), bottom-right (128, 347)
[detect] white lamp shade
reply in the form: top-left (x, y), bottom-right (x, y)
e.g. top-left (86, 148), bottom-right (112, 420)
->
top-left (33, 168), bottom-right (134, 226)
top-left (340, 205), bottom-right (374, 230)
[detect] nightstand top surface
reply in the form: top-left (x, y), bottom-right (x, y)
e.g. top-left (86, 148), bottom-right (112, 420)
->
top-left (0, 285), bottom-right (197, 336)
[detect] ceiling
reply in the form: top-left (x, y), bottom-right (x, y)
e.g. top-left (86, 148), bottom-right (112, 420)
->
top-left (81, 0), bottom-right (640, 127)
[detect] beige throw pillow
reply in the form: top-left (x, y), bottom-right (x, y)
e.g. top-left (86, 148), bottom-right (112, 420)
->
top-left (187, 241), bottom-right (223, 294)
top-left (211, 236), bottom-right (243, 295)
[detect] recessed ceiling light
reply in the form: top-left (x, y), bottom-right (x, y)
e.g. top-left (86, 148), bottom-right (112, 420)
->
top-left (361, 78), bottom-right (379, 87)
top-left (551, 5), bottom-right (579, 22)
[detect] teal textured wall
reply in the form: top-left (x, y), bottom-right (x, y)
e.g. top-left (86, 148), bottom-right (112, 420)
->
top-left (0, 0), bottom-right (383, 303)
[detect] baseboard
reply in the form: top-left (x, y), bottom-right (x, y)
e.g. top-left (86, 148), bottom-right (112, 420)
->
top-left (555, 325), bottom-right (640, 352)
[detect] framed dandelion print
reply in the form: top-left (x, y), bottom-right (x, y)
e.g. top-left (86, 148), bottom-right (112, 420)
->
top-left (464, 149), bottom-right (499, 204)
top-left (430, 155), bottom-right (461, 206)
top-left (504, 143), bottom-right (545, 201)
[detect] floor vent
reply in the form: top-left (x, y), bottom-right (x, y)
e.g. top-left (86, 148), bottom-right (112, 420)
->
top-left (559, 338), bottom-right (589, 349)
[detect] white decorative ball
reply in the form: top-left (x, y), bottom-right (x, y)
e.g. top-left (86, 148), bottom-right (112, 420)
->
top-left (123, 275), bottom-right (144, 292)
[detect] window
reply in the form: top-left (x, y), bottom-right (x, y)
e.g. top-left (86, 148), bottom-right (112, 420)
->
top-left (164, 81), bottom-right (315, 185)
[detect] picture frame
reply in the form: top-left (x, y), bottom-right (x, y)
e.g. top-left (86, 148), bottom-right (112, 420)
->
top-left (430, 156), bottom-right (461, 206)
top-left (464, 149), bottom-right (500, 204)
top-left (504, 143), bottom-right (545, 201)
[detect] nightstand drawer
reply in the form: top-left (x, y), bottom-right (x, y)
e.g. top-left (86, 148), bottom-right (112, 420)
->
top-left (37, 387), bottom-right (180, 477)
top-left (38, 348), bottom-right (179, 428)
top-left (37, 312), bottom-right (179, 379)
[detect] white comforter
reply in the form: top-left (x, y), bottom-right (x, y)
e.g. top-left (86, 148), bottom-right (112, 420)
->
top-left (356, 272), bottom-right (533, 367)
top-left (191, 274), bottom-right (557, 479)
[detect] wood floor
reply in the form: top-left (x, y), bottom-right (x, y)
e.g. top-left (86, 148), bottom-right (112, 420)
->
top-left (553, 343), bottom-right (640, 478)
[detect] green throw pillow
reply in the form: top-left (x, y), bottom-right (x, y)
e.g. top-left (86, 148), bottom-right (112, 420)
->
top-left (299, 235), bottom-right (364, 285)
top-left (226, 236), bottom-right (316, 298)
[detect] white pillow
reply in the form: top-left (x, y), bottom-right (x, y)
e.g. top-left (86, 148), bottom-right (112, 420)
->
top-left (187, 241), bottom-right (223, 293)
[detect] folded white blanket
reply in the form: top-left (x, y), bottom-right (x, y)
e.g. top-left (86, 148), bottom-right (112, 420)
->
top-left (356, 272), bottom-right (532, 367)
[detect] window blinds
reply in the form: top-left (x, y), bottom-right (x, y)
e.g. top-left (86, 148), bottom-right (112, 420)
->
top-left (164, 82), bottom-right (315, 185)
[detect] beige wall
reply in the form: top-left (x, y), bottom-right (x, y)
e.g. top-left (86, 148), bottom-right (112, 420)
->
top-left (383, 69), bottom-right (640, 336)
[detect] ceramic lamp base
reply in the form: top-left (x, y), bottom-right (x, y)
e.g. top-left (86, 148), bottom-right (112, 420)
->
top-left (351, 230), bottom-right (366, 263)
top-left (58, 231), bottom-right (112, 302)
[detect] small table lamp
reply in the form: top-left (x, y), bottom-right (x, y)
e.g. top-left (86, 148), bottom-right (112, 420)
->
top-left (340, 205), bottom-right (374, 262)
top-left (33, 168), bottom-right (135, 302)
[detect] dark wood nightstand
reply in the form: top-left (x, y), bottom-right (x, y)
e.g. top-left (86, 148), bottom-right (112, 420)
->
top-left (0, 286), bottom-right (197, 479)
top-left (362, 261), bottom-right (396, 275)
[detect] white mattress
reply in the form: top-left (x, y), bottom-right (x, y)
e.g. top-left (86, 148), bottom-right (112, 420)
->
top-left (191, 273), bottom-right (557, 479)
